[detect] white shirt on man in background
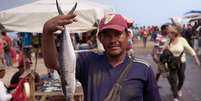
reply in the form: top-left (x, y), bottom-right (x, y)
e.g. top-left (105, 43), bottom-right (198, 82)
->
top-left (0, 80), bottom-right (12, 101)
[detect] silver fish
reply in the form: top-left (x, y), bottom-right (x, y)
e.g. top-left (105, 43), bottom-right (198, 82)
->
top-left (56, 0), bottom-right (77, 100)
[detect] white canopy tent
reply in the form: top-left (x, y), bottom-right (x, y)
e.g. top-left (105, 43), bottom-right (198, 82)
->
top-left (0, 0), bottom-right (113, 33)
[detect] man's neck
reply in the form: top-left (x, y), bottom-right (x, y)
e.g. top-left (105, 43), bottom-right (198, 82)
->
top-left (107, 52), bottom-right (127, 68)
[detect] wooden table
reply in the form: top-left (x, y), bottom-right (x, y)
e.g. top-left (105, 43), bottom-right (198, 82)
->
top-left (35, 91), bottom-right (83, 101)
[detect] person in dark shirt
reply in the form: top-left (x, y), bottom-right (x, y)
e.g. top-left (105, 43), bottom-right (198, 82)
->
top-left (9, 52), bottom-right (40, 91)
top-left (184, 24), bottom-right (194, 47)
top-left (42, 13), bottom-right (161, 101)
top-left (9, 66), bottom-right (23, 90)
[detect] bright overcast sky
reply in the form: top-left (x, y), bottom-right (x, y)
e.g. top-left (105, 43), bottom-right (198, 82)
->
top-left (1, 0), bottom-right (201, 26)
top-left (94, 0), bottom-right (201, 26)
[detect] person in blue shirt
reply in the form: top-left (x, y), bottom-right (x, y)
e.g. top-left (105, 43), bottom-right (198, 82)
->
top-left (20, 32), bottom-right (32, 62)
top-left (42, 13), bottom-right (161, 101)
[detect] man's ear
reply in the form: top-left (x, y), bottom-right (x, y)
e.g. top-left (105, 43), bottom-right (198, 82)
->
top-left (125, 29), bottom-right (130, 37)
top-left (127, 31), bottom-right (132, 38)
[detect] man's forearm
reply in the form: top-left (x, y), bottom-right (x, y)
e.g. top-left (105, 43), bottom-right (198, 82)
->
top-left (42, 32), bottom-right (58, 69)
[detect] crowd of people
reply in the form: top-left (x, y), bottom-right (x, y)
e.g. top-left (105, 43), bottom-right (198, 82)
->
top-left (133, 21), bottom-right (201, 59)
top-left (131, 20), bottom-right (201, 101)
top-left (0, 32), bottom-right (42, 67)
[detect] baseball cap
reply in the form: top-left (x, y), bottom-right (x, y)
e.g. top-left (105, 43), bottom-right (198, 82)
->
top-left (98, 14), bottom-right (128, 34)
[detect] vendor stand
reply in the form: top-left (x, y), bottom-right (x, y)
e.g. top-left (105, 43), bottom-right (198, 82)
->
top-left (0, 0), bottom-right (113, 100)
top-left (26, 70), bottom-right (83, 101)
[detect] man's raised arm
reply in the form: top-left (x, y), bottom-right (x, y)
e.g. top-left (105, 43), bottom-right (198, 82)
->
top-left (42, 14), bottom-right (77, 69)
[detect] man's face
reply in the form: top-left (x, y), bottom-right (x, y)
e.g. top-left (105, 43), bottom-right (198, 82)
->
top-left (18, 66), bottom-right (24, 73)
top-left (99, 29), bottom-right (129, 57)
top-left (161, 28), bottom-right (169, 36)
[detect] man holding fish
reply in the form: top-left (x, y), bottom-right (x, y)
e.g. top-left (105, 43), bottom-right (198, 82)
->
top-left (42, 6), bottom-right (161, 101)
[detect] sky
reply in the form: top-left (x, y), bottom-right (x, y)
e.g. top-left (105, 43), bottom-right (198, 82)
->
top-left (0, 0), bottom-right (34, 10)
top-left (94, 0), bottom-right (201, 26)
top-left (1, 0), bottom-right (201, 26)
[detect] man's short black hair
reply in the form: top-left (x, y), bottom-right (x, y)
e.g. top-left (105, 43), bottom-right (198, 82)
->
top-left (1, 32), bottom-right (6, 36)
top-left (161, 24), bottom-right (169, 31)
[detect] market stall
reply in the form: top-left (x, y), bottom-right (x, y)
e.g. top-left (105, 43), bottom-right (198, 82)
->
top-left (0, 0), bottom-right (114, 101)
top-left (0, 0), bottom-right (113, 33)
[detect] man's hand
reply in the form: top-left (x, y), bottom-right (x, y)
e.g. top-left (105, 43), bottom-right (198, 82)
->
top-left (43, 14), bottom-right (77, 34)
top-left (193, 55), bottom-right (201, 67)
top-left (42, 14), bottom-right (77, 69)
